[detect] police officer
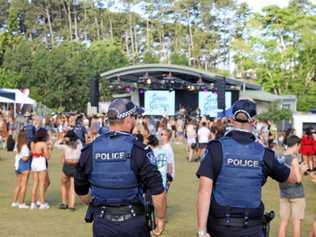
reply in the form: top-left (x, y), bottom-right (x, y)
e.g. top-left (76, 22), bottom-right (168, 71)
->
top-left (74, 98), bottom-right (166, 237)
top-left (196, 99), bottom-right (299, 237)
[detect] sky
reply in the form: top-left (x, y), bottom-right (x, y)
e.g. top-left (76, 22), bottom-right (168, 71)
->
top-left (238, 0), bottom-right (316, 12)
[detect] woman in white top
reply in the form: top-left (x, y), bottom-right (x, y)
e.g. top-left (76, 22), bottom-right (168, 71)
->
top-left (55, 130), bottom-right (82, 211)
top-left (197, 121), bottom-right (211, 159)
top-left (11, 131), bottom-right (31, 208)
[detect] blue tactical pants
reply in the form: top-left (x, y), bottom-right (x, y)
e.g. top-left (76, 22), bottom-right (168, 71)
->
top-left (208, 224), bottom-right (265, 237)
top-left (93, 214), bottom-right (150, 237)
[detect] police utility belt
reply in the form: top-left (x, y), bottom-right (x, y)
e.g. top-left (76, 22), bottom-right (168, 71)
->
top-left (211, 211), bottom-right (275, 228)
top-left (89, 204), bottom-right (145, 223)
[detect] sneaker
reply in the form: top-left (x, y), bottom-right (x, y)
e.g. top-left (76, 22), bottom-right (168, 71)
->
top-left (18, 203), bottom-right (30, 209)
top-left (30, 202), bottom-right (37, 209)
top-left (39, 203), bottom-right (50, 209)
top-left (59, 203), bottom-right (68, 209)
top-left (36, 201), bottom-right (41, 207)
top-left (68, 207), bottom-right (76, 212)
top-left (11, 202), bottom-right (18, 208)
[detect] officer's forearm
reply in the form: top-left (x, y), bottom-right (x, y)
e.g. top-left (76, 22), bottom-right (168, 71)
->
top-left (197, 177), bottom-right (213, 231)
top-left (152, 192), bottom-right (166, 219)
top-left (79, 194), bottom-right (91, 205)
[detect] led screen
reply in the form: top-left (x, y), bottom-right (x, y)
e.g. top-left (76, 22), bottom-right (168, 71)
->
top-left (144, 90), bottom-right (175, 115)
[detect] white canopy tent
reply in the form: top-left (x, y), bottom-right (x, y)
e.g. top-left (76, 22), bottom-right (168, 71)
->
top-left (0, 88), bottom-right (36, 105)
top-left (0, 95), bottom-right (15, 103)
top-left (0, 88), bottom-right (36, 116)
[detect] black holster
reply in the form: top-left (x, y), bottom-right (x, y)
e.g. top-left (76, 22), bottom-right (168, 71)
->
top-left (144, 199), bottom-right (156, 231)
top-left (263, 211), bottom-right (275, 237)
top-left (85, 202), bottom-right (96, 223)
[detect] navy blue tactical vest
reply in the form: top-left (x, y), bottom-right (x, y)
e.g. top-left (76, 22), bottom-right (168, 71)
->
top-left (213, 137), bottom-right (264, 209)
top-left (90, 132), bottom-right (139, 204)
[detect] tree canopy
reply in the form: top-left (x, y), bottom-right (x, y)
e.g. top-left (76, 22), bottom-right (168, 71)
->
top-left (0, 0), bottom-right (315, 112)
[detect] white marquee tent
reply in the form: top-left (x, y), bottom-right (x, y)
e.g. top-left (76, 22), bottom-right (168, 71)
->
top-left (0, 88), bottom-right (36, 105)
top-left (0, 88), bottom-right (36, 116)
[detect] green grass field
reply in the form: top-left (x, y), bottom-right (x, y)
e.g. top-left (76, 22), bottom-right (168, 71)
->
top-left (0, 144), bottom-right (315, 237)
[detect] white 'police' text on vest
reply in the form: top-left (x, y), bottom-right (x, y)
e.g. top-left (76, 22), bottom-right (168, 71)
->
top-left (227, 158), bottom-right (259, 168)
top-left (94, 152), bottom-right (128, 161)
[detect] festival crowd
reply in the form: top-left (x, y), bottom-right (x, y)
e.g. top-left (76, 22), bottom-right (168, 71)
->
top-left (0, 107), bottom-right (316, 236)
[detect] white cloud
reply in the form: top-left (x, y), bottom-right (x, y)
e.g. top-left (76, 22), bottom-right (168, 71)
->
top-left (238, 0), bottom-right (316, 12)
top-left (237, 0), bottom-right (288, 12)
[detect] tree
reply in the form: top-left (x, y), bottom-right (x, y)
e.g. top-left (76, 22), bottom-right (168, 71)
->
top-left (2, 38), bottom-right (33, 88)
top-left (88, 40), bottom-right (129, 101)
top-left (232, 0), bottom-right (316, 111)
top-left (170, 52), bottom-right (188, 66)
top-left (0, 68), bottom-right (22, 88)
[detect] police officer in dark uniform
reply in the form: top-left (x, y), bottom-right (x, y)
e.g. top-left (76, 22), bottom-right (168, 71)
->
top-left (74, 98), bottom-right (166, 237)
top-left (196, 99), bottom-right (299, 237)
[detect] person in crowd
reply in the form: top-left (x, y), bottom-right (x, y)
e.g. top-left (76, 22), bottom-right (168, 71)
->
top-left (309, 173), bottom-right (316, 237)
top-left (143, 116), bottom-right (156, 135)
top-left (284, 128), bottom-right (296, 148)
top-left (197, 121), bottom-right (210, 159)
top-left (32, 114), bottom-right (52, 203)
top-left (186, 119), bottom-right (197, 162)
top-left (74, 98), bottom-right (166, 236)
top-left (312, 129), bottom-right (316, 171)
top-left (160, 128), bottom-right (175, 190)
top-left (147, 135), bottom-right (168, 191)
top-left (56, 114), bottom-right (67, 140)
top-left (278, 135), bottom-right (308, 237)
top-left (23, 115), bottom-right (36, 145)
top-left (55, 130), bottom-right (82, 211)
top-left (175, 116), bottom-right (185, 144)
top-left (157, 117), bottom-right (168, 139)
top-left (196, 99), bottom-right (299, 237)
top-left (7, 115), bottom-right (16, 136)
top-left (72, 115), bottom-right (88, 145)
top-left (210, 121), bottom-right (225, 140)
top-left (168, 117), bottom-right (177, 140)
top-left (0, 115), bottom-right (8, 149)
top-left (30, 128), bottom-right (51, 209)
top-left (11, 131), bottom-right (31, 208)
top-left (299, 127), bottom-right (315, 172)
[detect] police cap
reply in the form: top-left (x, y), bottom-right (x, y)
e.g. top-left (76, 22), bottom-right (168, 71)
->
top-left (107, 98), bottom-right (144, 120)
top-left (232, 99), bottom-right (256, 123)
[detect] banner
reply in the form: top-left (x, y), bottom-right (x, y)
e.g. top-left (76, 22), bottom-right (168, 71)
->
top-left (199, 91), bottom-right (218, 117)
top-left (144, 90), bottom-right (175, 115)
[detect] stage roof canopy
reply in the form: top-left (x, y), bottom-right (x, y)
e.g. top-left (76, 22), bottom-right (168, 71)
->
top-left (100, 64), bottom-right (261, 90)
